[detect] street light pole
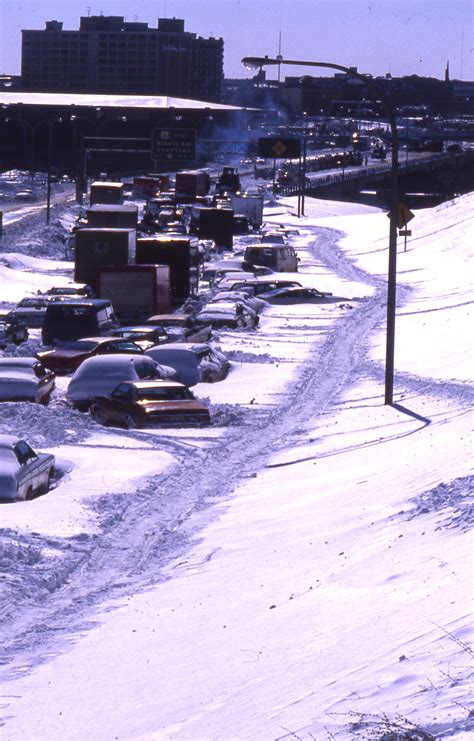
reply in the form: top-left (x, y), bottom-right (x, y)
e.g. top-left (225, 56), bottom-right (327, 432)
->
top-left (46, 120), bottom-right (53, 225)
top-left (242, 55), bottom-right (399, 405)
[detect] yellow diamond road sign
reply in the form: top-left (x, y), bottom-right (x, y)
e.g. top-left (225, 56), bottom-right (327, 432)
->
top-left (272, 140), bottom-right (288, 157)
top-left (387, 202), bottom-right (415, 229)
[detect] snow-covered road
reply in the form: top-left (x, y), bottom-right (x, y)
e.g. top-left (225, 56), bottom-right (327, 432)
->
top-left (0, 192), bottom-right (472, 740)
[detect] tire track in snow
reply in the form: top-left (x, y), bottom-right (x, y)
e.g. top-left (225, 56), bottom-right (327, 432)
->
top-left (0, 219), bottom-right (460, 681)
top-left (0, 223), bottom-right (391, 677)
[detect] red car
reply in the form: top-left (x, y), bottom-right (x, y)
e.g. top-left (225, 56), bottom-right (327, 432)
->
top-left (36, 337), bottom-right (144, 374)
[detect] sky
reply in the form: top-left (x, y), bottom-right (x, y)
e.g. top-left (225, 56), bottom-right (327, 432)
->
top-left (0, 181), bottom-right (472, 738)
top-left (0, 0), bottom-right (473, 82)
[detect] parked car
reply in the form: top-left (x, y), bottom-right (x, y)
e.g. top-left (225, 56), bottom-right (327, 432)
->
top-left (66, 354), bottom-right (176, 410)
top-left (42, 299), bottom-right (119, 345)
top-left (202, 259), bottom-right (255, 283)
top-left (213, 271), bottom-right (257, 290)
top-left (190, 343), bottom-right (230, 383)
top-left (0, 435), bottom-right (55, 502)
top-left (36, 336), bottom-right (145, 374)
top-left (210, 291), bottom-right (268, 314)
top-left (244, 243), bottom-right (299, 272)
top-left (0, 309), bottom-right (29, 348)
top-left (146, 342), bottom-right (230, 385)
top-left (44, 283), bottom-right (95, 299)
top-left (144, 313), bottom-right (212, 343)
top-left (258, 287), bottom-right (334, 304)
top-left (15, 296), bottom-right (54, 328)
top-left (0, 358), bottom-right (55, 404)
top-left (226, 279), bottom-right (302, 296)
top-left (89, 380), bottom-right (211, 429)
top-left (111, 325), bottom-right (171, 350)
top-left (202, 259), bottom-right (273, 284)
top-left (259, 231), bottom-right (288, 245)
top-left (195, 301), bottom-right (259, 330)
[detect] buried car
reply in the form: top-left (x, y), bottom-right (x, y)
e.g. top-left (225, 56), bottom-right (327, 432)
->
top-left (36, 337), bottom-right (145, 374)
top-left (0, 358), bottom-right (55, 404)
top-left (15, 296), bottom-right (55, 327)
top-left (224, 278), bottom-right (302, 296)
top-left (146, 343), bottom-right (230, 385)
top-left (89, 380), bottom-right (211, 429)
top-left (0, 435), bottom-right (55, 502)
top-left (0, 309), bottom-right (29, 348)
top-left (258, 286), bottom-right (334, 304)
top-left (195, 301), bottom-right (259, 330)
top-left (111, 325), bottom-right (171, 350)
top-left (66, 354), bottom-right (176, 410)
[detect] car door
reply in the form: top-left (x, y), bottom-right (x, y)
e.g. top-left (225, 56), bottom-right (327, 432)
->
top-left (106, 383), bottom-right (134, 424)
top-left (33, 362), bottom-right (55, 402)
top-left (13, 440), bottom-right (38, 498)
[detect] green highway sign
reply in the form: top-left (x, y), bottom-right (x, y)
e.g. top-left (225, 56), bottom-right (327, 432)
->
top-left (151, 128), bottom-right (196, 161)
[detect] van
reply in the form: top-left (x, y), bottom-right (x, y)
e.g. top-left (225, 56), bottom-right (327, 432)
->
top-left (42, 299), bottom-right (119, 345)
top-left (244, 243), bottom-right (299, 272)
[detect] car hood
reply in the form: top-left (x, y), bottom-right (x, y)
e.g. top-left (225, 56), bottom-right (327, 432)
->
top-left (39, 349), bottom-right (87, 361)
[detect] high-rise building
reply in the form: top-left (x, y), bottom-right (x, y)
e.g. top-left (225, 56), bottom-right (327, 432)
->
top-left (21, 16), bottom-right (224, 102)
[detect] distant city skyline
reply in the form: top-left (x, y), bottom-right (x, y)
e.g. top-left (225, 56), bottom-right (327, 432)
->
top-left (1, 0), bottom-right (472, 82)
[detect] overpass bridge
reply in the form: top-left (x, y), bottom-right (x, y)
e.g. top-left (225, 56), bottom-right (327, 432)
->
top-left (278, 149), bottom-right (474, 207)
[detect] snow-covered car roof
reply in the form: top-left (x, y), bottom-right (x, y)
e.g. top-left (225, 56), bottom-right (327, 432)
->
top-left (0, 375), bottom-right (37, 397)
top-left (145, 346), bottom-right (200, 387)
top-left (0, 357), bottom-right (39, 369)
top-left (0, 434), bottom-right (23, 448)
top-left (70, 354), bottom-right (160, 377)
top-left (66, 354), bottom-right (175, 404)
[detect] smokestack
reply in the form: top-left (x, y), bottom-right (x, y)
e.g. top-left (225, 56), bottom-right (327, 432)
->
top-left (445, 59), bottom-right (450, 82)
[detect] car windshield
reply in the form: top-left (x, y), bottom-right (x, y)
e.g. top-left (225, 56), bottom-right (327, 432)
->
top-left (137, 387), bottom-right (193, 402)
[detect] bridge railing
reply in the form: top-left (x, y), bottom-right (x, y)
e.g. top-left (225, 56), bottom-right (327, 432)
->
top-left (277, 150), bottom-right (473, 195)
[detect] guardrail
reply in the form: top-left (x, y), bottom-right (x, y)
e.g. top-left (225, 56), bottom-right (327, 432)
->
top-left (277, 150), bottom-right (473, 195)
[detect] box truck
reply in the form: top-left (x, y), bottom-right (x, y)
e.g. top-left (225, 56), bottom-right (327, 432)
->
top-left (86, 204), bottom-right (138, 229)
top-left (98, 265), bottom-right (171, 322)
top-left (175, 171), bottom-right (211, 202)
top-left (191, 206), bottom-right (234, 251)
top-left (89, 181), bottom-right (124, 205)
top-left (136, 236), bottom-right (196, 303)
top-left (229, 193), bottom-right (264, 228)
top-left (74, 228), bottom-right (136, 293)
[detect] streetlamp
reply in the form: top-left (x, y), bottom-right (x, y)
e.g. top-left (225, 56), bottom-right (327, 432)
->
top-left (31, 117), bottom-right (56, 225)
top-left (242, 54), bottom-right (399, 405)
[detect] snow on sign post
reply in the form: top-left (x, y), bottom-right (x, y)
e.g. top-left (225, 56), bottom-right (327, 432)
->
top-left (151, 128), bottom-right (196, 162)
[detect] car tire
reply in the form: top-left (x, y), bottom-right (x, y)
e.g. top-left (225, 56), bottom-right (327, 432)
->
top-left (46, 470), bottom-right (55, 493)
top-left (124, 413), bottom-right (141, 430)
top-left (91, 405), bottom-right (108, 426)
top-left (26, 486), bottom-right (34, 501)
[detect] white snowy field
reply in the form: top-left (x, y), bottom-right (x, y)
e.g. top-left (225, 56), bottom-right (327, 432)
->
top-left (0, 192), bottom-right (472, 740)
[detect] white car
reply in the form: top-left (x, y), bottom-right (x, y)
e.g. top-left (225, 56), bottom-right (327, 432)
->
top-left (210, 291), bottom-right (268, 314)
top-left (66, 354), bottom-right (176, 410)
top-left (0, 357), bottom-right (56, 404)
top-left (146, 343), bottom-right (230, 385)
top-left (0, 435), bottom-right (55, 502)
